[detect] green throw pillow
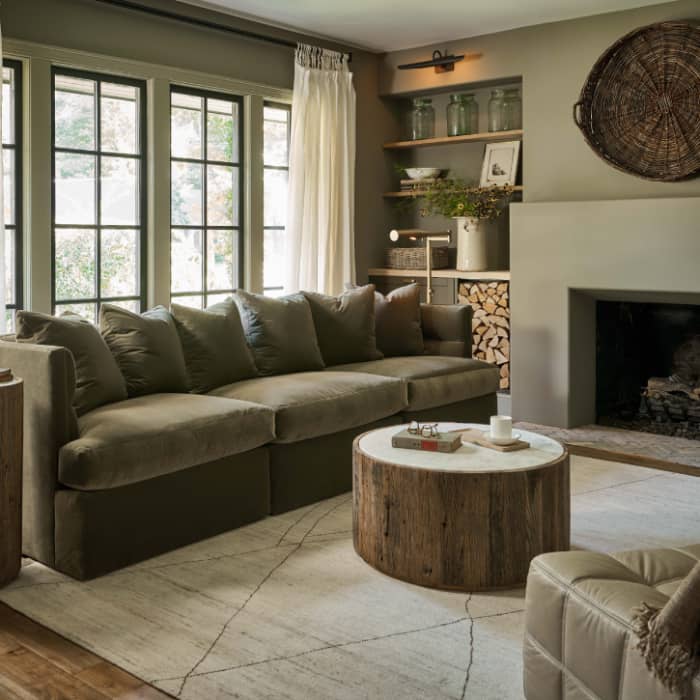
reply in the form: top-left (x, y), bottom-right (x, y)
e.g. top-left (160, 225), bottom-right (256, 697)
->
top-left (16, 310), bottom-right (127, 416)
top-left (374, 283), bottom-right (425, 357)
top-left (232, 290), bottom-right (325, 376)
top-left (303, 285), bottom-right (383, 366)
top-left (171, 299), bottom-right (258, 393)
top-left (100, 304), bottom-right (188, 397)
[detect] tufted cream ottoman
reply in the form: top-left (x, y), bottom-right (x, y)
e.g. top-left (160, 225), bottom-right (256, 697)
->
top-left (524, 545), bottom-right (700, 700)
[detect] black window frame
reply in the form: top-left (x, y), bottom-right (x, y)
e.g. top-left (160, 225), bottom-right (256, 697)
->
top-left (169, 84), bottom-right (244, 306)
top-left (3, 59), bottom-right (23, 322)
top-left (50, 66), bottom-right (148, 317)
top-left (262, 100), bottom-right (291, 296)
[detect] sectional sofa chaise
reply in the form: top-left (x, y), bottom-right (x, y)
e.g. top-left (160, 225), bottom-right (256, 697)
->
top-left (2, 286), bottom-right (499, 580)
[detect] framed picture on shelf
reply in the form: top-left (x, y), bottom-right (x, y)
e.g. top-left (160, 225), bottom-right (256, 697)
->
top-left (480, 140), bottom-right (520, 187)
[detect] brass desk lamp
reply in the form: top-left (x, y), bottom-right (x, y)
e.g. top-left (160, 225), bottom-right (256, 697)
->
top-left (389, 229), bottom-right (451, 304)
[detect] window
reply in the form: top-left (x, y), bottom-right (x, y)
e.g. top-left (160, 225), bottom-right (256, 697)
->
top-left (52, 68), bottom-right (146, 322)
top-left (3, 60), bottom-right (22, 330)
top-left (263, 103), bottom-right (290, 296)
top-left (170, 87), bottom-right (242, 308)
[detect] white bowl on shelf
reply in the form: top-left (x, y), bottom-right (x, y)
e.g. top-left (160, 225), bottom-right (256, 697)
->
top-left (404, 167), bottom-right (441, 180)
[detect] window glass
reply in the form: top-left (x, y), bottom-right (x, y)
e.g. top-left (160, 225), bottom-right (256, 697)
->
top-left (3, 62), bottom-right (22, 330)
top-left (170, 87), bottom-right (241, 307)
top-left (263, 103), bottom-right (290, 295)
top-left (52, 69), bottom-right (145, 317)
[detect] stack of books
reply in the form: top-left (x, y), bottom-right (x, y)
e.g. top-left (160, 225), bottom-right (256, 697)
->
top-left (391, 428), bottom-right (462, 453)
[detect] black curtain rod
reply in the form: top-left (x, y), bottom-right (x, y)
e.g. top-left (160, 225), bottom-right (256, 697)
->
top-left (91, 0), bottom-right (351, 61)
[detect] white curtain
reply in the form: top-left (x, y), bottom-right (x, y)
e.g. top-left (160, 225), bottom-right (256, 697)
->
top-left (0, 25), bottom-right (5, 333)
top-left (284, 43), bottom-right (356, 295)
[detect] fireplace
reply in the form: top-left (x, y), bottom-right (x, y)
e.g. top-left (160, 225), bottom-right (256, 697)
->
top-left (596, 301), bottom-right (700, 439)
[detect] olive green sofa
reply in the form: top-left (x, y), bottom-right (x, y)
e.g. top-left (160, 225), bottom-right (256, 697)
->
top-left (2, 303), bottom-right (499, 580)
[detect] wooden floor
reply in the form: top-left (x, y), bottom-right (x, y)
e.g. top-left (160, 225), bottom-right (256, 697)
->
top-left (0, 602), bottom-right (172, 699)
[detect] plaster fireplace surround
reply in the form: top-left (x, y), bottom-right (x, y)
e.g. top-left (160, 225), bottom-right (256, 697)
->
top-left (510, 197), bottom-right (700, 429)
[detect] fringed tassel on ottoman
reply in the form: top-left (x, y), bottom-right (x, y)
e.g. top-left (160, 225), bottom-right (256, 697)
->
top-left (633, 561), bottom-right (700, 696)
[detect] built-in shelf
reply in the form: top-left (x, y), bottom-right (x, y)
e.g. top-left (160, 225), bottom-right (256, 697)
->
top-left (383, 185), bottom-right (523, 198)
top-left (368, 267), bottom-right (510, 281)
top-left (383, 129), bottom-right (523, 150)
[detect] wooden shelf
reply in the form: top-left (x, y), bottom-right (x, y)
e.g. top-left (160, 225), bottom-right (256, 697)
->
top-left (384, 185), bottom-right (523, 198)
top-left (383, 129), bottom-right (523, 150)
top-left (368, 268), bottom-right (510, 281)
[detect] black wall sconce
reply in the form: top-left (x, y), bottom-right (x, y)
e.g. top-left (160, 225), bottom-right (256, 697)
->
top-left (398, 49), bottom-right (480, 73)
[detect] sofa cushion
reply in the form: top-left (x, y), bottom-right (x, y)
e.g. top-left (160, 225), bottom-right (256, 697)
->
top-left (100, 304), bottom-right (188, 397)
top-left (374, 283), bottom-right (424, 357)
top-left (171, 299), bottom-right (257, 393)
top-left (303, 285), bottom-right (382, 365)
top-left (15, 310), bottom-right (127, 416)
top-left (329, 356), bottom-right (499, 411)
top-left (210, 371), bottom-right (407, 443)
top-left (232, 290), bottom-right (324, 376)
top-left (59, 393), bottom-right (275, 490)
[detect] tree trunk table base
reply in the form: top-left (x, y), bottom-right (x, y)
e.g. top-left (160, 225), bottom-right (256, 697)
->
top-left (353, 423), bottom-right (570, 591)
top-left (0, 375), bottom-right (23, 587)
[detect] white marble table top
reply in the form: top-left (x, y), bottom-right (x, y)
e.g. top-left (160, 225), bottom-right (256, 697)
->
top-left (357, 422), bottom-right (565, 474)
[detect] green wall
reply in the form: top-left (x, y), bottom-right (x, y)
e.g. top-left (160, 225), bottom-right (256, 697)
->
top-left (380, 0), bottom-right (700, 205)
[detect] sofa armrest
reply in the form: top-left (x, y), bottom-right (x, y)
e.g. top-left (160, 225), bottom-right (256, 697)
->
top-left (0, 340), bottom-right (78, 566)
top-left (420, 304), bottom-right (473, 358)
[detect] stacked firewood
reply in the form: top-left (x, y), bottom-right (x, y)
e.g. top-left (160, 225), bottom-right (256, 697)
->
top-left (458, 281), bottom-right (510, 390)
top-left (641, 335), bottom-right (700, 424)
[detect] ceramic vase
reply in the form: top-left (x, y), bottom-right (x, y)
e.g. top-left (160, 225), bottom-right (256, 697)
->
top-left (454, 216), bottom-right (488, 271)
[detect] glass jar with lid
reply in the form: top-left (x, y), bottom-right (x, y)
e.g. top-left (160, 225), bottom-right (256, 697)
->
top-left (409, 98), bottom-right (435, 140)
top-left (502, 88), bottom-right (522, 130)
top-left (488, 89), bottom-right (505, 132)
top-left (446, 93), bottom-right (479, 136)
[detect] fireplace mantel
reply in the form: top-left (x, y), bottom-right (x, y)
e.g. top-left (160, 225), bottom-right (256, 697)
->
top-left (509, 197), bottom-right (700, 428)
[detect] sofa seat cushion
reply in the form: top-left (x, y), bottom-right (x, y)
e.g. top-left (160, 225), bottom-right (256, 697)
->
top-left (524, 546), bottom-right (700, 700)
top-left (328, 356), bottom-right (499, 412)
top-left (59, 394), bottom-right (275, 490)
top-left (210, 371), bottom-right (407, 443)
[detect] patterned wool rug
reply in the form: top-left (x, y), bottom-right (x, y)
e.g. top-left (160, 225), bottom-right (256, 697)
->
top-left (1, 455), bottom-right (699, 700)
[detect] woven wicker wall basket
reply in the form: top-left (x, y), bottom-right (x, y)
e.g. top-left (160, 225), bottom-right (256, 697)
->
top-left (574, 21), bottom-right (700, 182)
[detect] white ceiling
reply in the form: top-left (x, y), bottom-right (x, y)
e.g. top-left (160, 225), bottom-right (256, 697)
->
top-left (176, 0), bottom-right (664, 51)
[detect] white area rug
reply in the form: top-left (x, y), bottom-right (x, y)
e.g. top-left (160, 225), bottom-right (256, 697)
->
top-left (2, 456), bottom-right (699, 699)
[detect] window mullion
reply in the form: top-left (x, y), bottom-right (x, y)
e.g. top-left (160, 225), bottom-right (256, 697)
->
top-left (96, 80), bottom-right (102, 311)
top-left (202, 99), bottom-right (208, 300)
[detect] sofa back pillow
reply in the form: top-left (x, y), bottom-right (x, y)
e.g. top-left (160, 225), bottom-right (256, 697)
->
top-left (16, 310), bottom-right (127, 415)
top-left (171, 299), bottom-right (257, 393)
top-left (100, 304), bottom-right (188, 397)
top-left (232, 290), bottom-right (324, 376)
top-left (303, 285), bottom-right (382, 366)
top-left (374, 283), bottom-right (425, 357)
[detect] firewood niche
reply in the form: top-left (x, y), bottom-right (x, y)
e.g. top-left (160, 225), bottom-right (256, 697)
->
top-left (458, 280), bottom-right (510, 390)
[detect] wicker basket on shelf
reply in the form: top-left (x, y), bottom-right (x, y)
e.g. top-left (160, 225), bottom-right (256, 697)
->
top-left (385, 246), bottom-right (449, 270)
top-left (573, 21), bottom-right (700, 182)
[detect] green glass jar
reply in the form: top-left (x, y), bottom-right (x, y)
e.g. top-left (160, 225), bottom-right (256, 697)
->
top-left (409, 98), bottom-right (435, 140)
top-left (502, 88), bottom-right (522, 130)
top-left (488, 89), bottom-right (505, 132)
top-left (447, 93), bottom-right (479, 136)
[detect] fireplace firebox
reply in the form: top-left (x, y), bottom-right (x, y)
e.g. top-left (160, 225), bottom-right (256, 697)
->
top-left (596, 301), bottom-right (700, 439)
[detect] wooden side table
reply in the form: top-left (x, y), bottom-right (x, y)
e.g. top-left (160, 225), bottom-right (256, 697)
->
top-left (0, 369), bottom-right (23, 586)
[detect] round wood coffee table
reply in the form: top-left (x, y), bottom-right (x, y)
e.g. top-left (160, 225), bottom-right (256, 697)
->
top-left (352, 422), bottom-right (569, 591)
